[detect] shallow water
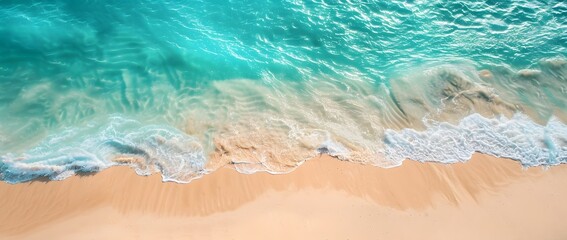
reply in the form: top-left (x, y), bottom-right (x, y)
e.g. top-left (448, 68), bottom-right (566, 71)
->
top-left (1, 0), bottom-right (566, 183)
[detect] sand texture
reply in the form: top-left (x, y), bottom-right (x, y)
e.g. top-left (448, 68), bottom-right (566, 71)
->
top-left (1, 154), bottom-right (567, 240)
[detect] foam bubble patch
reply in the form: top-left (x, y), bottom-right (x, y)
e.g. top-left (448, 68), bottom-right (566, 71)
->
top-left (384, 113), bottom-right (567, 166)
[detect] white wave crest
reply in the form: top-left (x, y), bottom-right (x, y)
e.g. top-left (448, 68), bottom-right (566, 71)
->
top-left (384, 113), bottom-right (567, 166)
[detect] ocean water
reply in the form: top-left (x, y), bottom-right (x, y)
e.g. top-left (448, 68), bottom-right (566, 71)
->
top-left (0, 0), bottom-right (566, 183)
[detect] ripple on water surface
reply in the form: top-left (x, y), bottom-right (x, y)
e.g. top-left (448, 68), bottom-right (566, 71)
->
top-left (0, 0), bottom-right (566, 183)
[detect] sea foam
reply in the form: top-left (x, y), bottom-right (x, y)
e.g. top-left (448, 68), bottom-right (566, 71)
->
top-left (2, 111), bottom-right (567, 184)
top-left (384, 113), bottom-right (567, 167)
top-left (0, 116), bottom-right (207, 184)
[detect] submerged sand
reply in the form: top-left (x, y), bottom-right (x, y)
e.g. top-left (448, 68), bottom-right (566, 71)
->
top-left (1, 154), bottom-right (567, 240)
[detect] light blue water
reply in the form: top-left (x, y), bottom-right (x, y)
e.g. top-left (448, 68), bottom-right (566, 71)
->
top-left (1, 0), bottom-right (566, 183)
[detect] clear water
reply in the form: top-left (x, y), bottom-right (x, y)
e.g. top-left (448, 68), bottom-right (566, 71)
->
top-left (0, 0), bottom-right (566, 183)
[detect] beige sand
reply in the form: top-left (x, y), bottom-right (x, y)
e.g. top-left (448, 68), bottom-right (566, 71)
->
top-left (1, 154), bottom-right (567, 240)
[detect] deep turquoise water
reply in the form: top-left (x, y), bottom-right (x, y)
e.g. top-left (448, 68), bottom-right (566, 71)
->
top-left (1, 0), bottom-right (566, 183)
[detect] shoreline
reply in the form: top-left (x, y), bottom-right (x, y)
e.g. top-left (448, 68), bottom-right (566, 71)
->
top-left (1, 154), bottom-right (567, 239)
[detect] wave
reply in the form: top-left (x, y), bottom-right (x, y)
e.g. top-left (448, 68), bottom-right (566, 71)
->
top-left (0, 116), bottom-right (207, 184)
top-left (1, 58), bottom-right (566, 183)
top-left (3, 111), bottom-right (566, 184)
top-left (384, 113), bottom-right (567, 167)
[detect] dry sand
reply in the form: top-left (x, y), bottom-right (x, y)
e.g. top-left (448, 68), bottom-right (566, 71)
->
top-left (1, 154), bottom-right (567, 240)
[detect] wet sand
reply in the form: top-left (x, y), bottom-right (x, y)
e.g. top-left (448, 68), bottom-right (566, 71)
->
top-left (1, 154), bottom-right (567, 240)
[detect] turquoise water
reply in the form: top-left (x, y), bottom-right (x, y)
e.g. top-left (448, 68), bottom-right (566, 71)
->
top-left (1, 0), bottom-right (566, 183)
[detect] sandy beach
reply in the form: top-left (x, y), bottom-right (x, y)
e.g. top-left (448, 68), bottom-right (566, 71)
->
top-left (1, 154), bottom-right (567, 240)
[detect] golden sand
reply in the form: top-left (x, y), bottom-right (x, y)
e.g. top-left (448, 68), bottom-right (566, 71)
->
top-left (1, 154), bottom-right (567, 239)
